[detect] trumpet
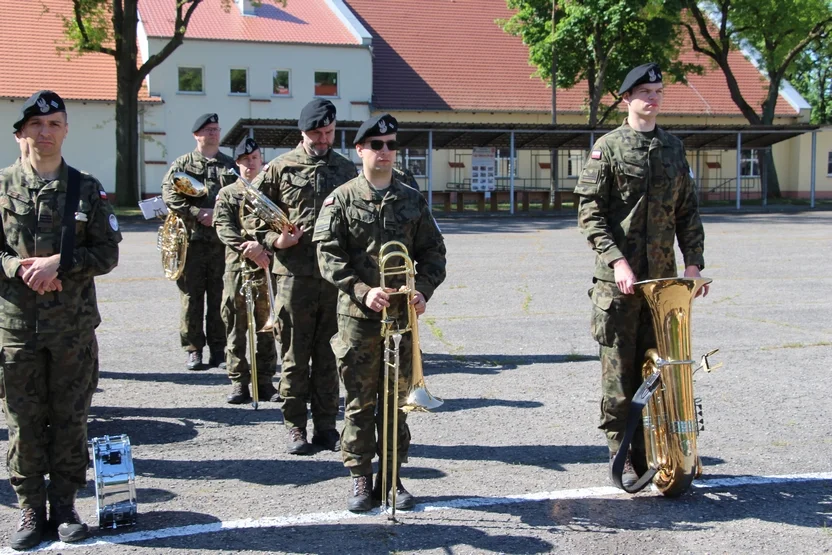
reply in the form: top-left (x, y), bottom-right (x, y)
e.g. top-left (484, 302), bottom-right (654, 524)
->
top-left (378, 241), bottom-right (442, 520)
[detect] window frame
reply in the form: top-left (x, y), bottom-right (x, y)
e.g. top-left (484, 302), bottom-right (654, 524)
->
top-left (229, 67), bottom-right (249, 96)
top-left (401, 148), bottom-right (427, 177)
top-left (272, 69), bottom-right (291, 97)
top-left (313, 70), bottom-right (339, 98)
top-left (566, 150), bottom-right (584, 177)
top-left (177, 66), bottom-right (205, 94)
top-left (827, 151), bottom-right (832, 176)
top-left (740, 149), bottom-right (760, 178)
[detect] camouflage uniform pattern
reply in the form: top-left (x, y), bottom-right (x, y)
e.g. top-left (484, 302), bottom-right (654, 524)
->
top-left (0, 160), bottom-right (121, 508)
top-left (214, 180), bottom-right (277, 386)
top-left (162, 150), bottom-right (236, 353)
top-left (315, 174), bottom-right (446, 476)
top-left (574, 121), bottom-right (705, 453)
top-left (394, 167), bottom-right (420, 191)
top-left (250, 145), bottom-right (357, 431)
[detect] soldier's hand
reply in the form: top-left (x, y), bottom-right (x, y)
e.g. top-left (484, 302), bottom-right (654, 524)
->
top-left (253, 251), bottom-right (271, 269)
top-left (274, 225), bottom-right (303, 249)
top-left (241, 240), bottom-right (264, 260)
top-left (365, 287), bottom-right (395, 312)
top-left (19, 255), bottom-right (60, 294)
top-left (613, 258), bottom-right (636, 295)
top-left (197, 208), bottom-right (214, 226)
top-left (684, 265), bottom-right (709, 297)
top-left (410, 290), bottom-right (427, 316)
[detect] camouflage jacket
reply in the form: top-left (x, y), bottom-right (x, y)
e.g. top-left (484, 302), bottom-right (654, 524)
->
top-left (214, 179), bottom-right (258, 273)
top-left (314, 174), bottom-right (446, 320)
top-left (574, 121), bottom-right (705, 283)
top-left (162, 150), bottom-right (236, 244)
top-left (251, 145), bottom-right (357, 278)
top-left (0, 160), bottom-right (122, 332)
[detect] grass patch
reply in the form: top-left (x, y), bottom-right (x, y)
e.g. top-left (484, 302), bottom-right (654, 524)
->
top-left (113, 207), bottom-right (143, 217)
top-left (518, 285), bottom-right (532, 313)
top-left (423, 317), bottom-right (444, 340)
top-left (761, 341), bottom-right (832, 351)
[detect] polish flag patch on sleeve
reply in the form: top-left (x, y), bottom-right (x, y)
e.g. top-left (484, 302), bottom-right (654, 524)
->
top-left (99, 190), bottom-right (108, 200)
top-left (591, 150), bottom-right (602, 160)
top-left (323, 196), bottom-right (335, 206)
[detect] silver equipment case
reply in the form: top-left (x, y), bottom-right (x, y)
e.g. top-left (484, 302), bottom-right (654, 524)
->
top-left (90, 435), bottom-right (137, 529)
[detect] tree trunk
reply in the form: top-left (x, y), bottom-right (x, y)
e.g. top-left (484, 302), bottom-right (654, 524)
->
top-left (114, 72), bottom-right (140, 207)
top-left (550, 1), bottom-right (559, 209)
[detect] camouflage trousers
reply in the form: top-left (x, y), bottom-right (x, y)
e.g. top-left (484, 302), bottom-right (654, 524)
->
top-left (589, 279), bottom-right (656, 454)
top-left (221, 270), bottom-right (278, 386)
top-left (276, 276), bottom-right (339, 431)
top-left (176, 239), bottom-right (225, 353)
top-left (332, 314), bottom-right (412, 477)
top-left (0, 329), bottom-right (99, 509)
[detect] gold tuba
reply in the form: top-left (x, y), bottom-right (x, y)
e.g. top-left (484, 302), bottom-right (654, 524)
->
top-left (157, 173), bottom-right (207, 281)
top-left (378, 241), bottom-right (442, 520)
top-left (634, 277), bottom-right (720, 497)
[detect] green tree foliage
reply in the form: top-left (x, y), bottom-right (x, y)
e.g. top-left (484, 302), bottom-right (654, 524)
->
top-left (502, 0), bottom-right (701, 125)
top-left (680, 0), bottom-right (832, 197)
top-left (789, 39), bottom-right (832, 125)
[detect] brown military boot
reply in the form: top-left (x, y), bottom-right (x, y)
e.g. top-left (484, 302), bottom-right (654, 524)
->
top-left (311, 428), bottom-right (341, 452)
top-left (186, 350), bottom-right (203, 371)
top-left (226, 383), bottom-right (251, 405)
top-left (49, 504), bottom-right (88, 543)
top-left (257, 382), bottom-right (280, 402)
top-left (287, 427), bottom-right (311, 455)
top-left (347, 474), bottom-right (373, 513)
top-left (373, 473), bottom-right (416, 510)
top-left (10, 506), bottom-right (46, 551)
top-left (610, 451), bottom-right (639, 490)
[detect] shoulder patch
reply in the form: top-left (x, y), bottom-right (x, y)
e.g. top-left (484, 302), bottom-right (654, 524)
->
top-left (99, 189), bottom-right (108, 200)
top-left (591, 150), bottom-right (602, 160)
top-left (324, 196), bottom-right (335, 206)
top-left (109, 213), bottom-right (119, 231)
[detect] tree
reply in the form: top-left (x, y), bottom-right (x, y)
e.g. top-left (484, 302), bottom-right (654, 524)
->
top-left (502, 0), bottom-right (701, 126)
top-left (60, 0), bottom-right (280, 207)
top-left (789, 38), bottom-right (832, 125)
top-left (680, 0), bottom-right (832, 198)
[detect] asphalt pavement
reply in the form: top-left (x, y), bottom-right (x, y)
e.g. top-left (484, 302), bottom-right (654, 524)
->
top-left (0, 211), bottom-right (830, 554)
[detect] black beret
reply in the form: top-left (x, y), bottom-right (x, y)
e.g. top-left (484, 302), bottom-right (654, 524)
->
top-left (192, 113), bottom-right (219, 133)
top-left (234, 138), bottom-right (259, 159)
top-left (618, 63), bottom-right (663, 95)
top-left (354, 113), bottom-right (398, 145)
top-left (13, 90), bottom-right (66, 132)
top-left (298, 99), bottom-right (336, 132)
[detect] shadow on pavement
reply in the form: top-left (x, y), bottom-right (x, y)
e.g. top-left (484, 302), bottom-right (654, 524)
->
top-left (424, 353), bottom-right (598, 376)
top-left (136, 457), bottom-right (346, 487)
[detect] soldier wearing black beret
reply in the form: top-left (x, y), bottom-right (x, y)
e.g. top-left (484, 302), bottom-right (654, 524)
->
top-left (3, 90), bottom-right (122, 548)
top-left (314, 113), bottom-right (446, 512)
top-left (248, 99), bottom-right (357, 453)
top-left (574, 63), bottom-right (707, 491)
top-left (162, 113), bottom-right (236, 371)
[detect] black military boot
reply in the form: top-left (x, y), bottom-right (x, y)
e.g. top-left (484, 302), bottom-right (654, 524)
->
top-left (610, 451), bottom-right (639, 490)
top-left (287, 427), bottom-right (311, 455)
top-left (10, 506), bottom-right (46, 551)
top-left (347, 474), bottom-right (373, 512)
top-left (185, 350), bottom-right (203, 371)
top-left (209, 350), bottom-right (227, 370)
top-left (49, 504), bottom-right (88, 543)
top-left (373, 473), bottom-right (416, 510)
top-left (311, 428), bottom-right (341, 451)
top-left (226, 383), bottom-right (251, 405)
top-left (257, 382), bottom-right (280, 402)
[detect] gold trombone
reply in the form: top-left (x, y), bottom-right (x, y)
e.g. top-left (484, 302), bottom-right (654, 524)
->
top-left (378, 241), bottom-right (442, 520)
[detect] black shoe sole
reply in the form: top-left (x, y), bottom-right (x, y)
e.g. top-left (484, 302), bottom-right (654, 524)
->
top-left (10, 535), bottom-right (43, 551)
top-left (57, 527), bottom-right (88, 543)
top-left (347, 500), bottom-right (373, 513)
top-left (226, 397), bottom-right (252, 405)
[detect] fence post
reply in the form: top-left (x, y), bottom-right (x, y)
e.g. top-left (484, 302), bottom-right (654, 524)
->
top-left (736, 132), bottom-right (743, 210)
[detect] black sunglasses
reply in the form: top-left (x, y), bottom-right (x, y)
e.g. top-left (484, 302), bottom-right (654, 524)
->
top-left (366, 139), bottom-right (399, 151)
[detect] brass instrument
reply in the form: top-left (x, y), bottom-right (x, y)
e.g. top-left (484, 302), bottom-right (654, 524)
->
top-left (157, 173), bottom-right (207, 280)
top-left (633, 277), bottom-right (721, 497)
top-left (378, 241), bottom-right (442, 520)
top-left (240, 266), bottom-right (263, 409)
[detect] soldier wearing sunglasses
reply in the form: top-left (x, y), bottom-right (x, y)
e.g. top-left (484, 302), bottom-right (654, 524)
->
top-left (314, 113), bottom-right (446, 512)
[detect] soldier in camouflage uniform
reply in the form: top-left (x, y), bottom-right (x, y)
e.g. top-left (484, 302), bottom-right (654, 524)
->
top-left (574, 64), bottom-right (706, 490)
top-left (315, 113), bottom-right (446, 512)
top-left (162, 113), bottom-right (236, 371)
top-left (214, 138), bottom-right (279, 404)
top-left (250, 100), bottom-right (358, 455)
top-left (0, 91), bottom-right (121, 549)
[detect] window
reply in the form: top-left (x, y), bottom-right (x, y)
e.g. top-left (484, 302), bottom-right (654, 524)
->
top-left (496, 148), bottom-right (517, 177)
top-left (229, 68), bottom-right (248, 94)
top-left (827, 152), bottom-right (832, 175)
top-left (272, 70), bottom-right (290, 96)
top-left (740, 149), bottom-right (760, 177)
top-left (314, 71), bottom-right (338, 97)
top-left (400, 148), bottom-right (426, 177)
top-left (567, 151), bottom-right (584, 177)
top-left (178, 67), bottom-right (204, 93)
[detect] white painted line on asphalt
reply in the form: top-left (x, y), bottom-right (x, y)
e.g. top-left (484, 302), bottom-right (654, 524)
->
top-left (8, 471), bottom-right (832, 554)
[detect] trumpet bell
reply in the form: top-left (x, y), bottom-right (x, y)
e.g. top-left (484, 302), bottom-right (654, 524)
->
top-left (171, 172), bottom-right (208, 197)
top-left (402, 384), bottom-right (443, 413)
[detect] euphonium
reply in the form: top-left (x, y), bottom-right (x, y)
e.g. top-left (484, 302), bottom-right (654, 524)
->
top-left (157, 173), bottom-right (207, 280)
top-left (635, 277), bottom-right (720, 497)
top-left (378, 241), bottom-right (442, 520)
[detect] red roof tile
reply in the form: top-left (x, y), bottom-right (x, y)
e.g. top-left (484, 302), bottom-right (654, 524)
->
top-left (0, 0), bottom-right (155, 102)
top-left (139, 0), bottom-right (359, 45)
top-left (343, 0), bottom-right (799, 117)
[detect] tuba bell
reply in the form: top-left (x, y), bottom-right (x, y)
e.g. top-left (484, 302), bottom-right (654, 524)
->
top-left (627, 277), bottom-right (721, 497)
top-left (157, 173), bottom-right (207, 280)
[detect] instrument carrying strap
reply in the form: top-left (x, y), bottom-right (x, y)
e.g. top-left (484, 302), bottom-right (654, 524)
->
top-left (610, 371), bottom-right (661, 493)
top-left (59, 166), bottom-right (83, 274)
